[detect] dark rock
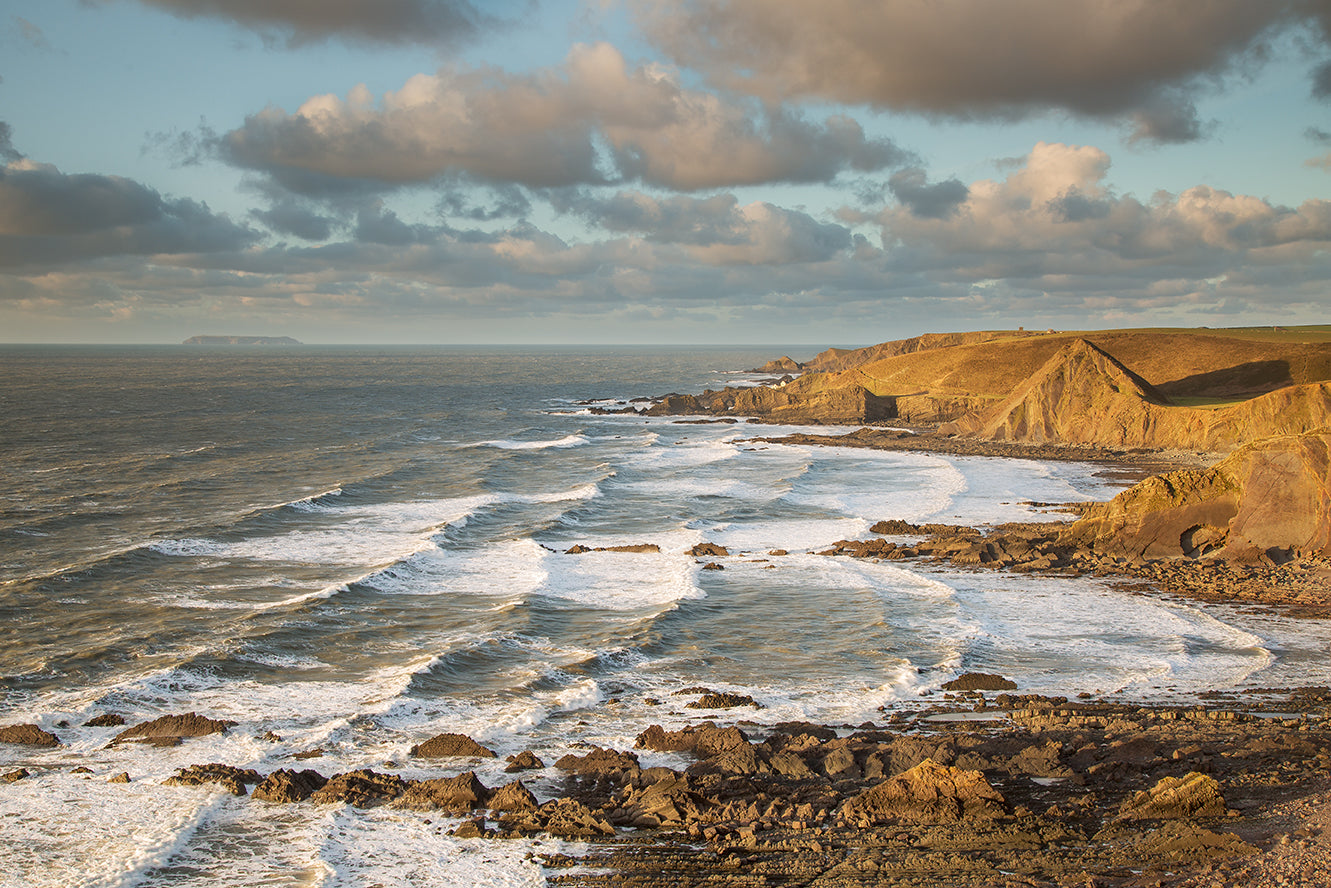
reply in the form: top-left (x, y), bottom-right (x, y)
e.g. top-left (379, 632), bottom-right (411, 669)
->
top-left (309, 769), bottom-right (409, 807)
top-left (0, 724), bottom-right (60, 747)
top-left (689, 542), bottom-right (729, 557)
top-left (109, 712), bottom-right (235, 746)
top-left (501, 798), bottom-right (615, 838)
top-left (83, 713), bottom-right (126, 728)
top-left (488, 779), bottom-right (539, 811)
top-left (252, 768), bottom-right (328, 803)
top-left (685, 692), bottom-right (761, 710)
top-left (555, 746), bottom-right (640, 777)
top-left (395, 771), bottom-right (491, 811)
top-left (504, 750), bottom-right (545, 772)
top-left (635, 723), bottom-right (749, 756)
top-left (2, 769), bottom-right (29, 783)
top-left (870, 519), bottom-right (923, 535)
top-left (163, 763), bottom-right (263, 796)
top-left (700, 561), bottom-right (724, 570)
top-left (109, 772), bottom-right (131, 784)
top-left (612, 773), bottom-right (716, 828)
top-left (409, 732), bottom-right (497, 759)
top-left (941, 672), bottom-right (1018, 692)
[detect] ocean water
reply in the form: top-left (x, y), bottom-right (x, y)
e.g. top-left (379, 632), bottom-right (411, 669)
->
top-left (2, 345), bottom-right (1329, 887)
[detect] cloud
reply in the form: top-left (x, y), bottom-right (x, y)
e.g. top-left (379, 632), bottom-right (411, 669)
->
top-left (634, 0), bottom-right (1318, 141)
top-left (220, 43), bottom-right (909, 192)
top-left (100, 0), bottom-right (491, 47)
top-left (887, 168), bottom-right (968, 220)
top-left (14, 16), bottom-right (52, 50)
top-left (250, 197), bottom-right (336, 240)
top-left (875, 142), bottom-right (1331, 283)
top-left (0, 122), bottom-right (21, 163)
top-left (0, 156), bottom-right (257, 267)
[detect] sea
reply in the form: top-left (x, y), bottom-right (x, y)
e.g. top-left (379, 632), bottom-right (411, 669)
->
top-left (2, 345), bottom-right (1330, 887)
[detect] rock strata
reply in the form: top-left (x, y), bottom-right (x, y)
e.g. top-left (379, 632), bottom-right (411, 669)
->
top-left (252, 768), bottom-right (327, 803)
top-left (838, 759), bottom-right (1007, 825)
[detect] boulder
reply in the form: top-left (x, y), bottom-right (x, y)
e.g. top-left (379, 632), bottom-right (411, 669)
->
top-left (409, 732), bottom-right (497, 759)
top-left (689, 542), bottom-right (729, 557)
top-left (0, 724), bottom-right (60, 747)
top-left (109, 712), bottom-right (234, 746)
top-left (2, 769), bottom-right (29, 783)
top-left (1117, 772), bottom-right (1229, 821)
top-left (252, 768), bottom-right (327, 803)
top-left (83, 713), bottom-right (125, 728)
top-left (837, 758), bottom-right (1006, 824)
top-left (395, 771), bottom-right (491, 812)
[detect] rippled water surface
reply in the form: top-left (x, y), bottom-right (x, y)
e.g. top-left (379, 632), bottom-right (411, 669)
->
top-left (2, 345), bottom-right (1329, 887)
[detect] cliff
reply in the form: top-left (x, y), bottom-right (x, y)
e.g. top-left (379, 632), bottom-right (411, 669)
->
top-left (1064, 429), bottom-right (1331, 561)
top-left (941, 340), bottom-right (1331, 453)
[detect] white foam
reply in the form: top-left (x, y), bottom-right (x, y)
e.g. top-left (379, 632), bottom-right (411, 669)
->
top-left (472, 434), bottom-right (590, 450)
top-left (535, 547), bottom-right (705, 611)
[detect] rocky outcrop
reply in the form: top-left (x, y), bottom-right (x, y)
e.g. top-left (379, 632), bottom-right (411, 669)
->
top-left (0, 724), bottom-right (61, 747)
top-left (409, 732), bottom-right (497, 759)
top-left (109, 713), bottom-right (235, 747)
top-left (252, 768), bottom-right (328, 803)
top-left (645, 380), bottom-right (894, 424)
top-left (941, 673), bottom-right (1017, 692)
top-left (1117, 772), bottom-right (1230, 821)
top-left (309, 769), bottom-right (409, 807)
top-left (1066, 429), bottom-right (1331, 560)
top-left (837, 759), bottom-right (1006, 825)
top-left (163, 763), bottom-right (262, 796)
top-left (395, 771), bottom-right (491, 811)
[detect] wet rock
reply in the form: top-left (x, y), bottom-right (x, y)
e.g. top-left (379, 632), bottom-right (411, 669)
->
top-left (689, 542), bottom-right (729, 557)
top-left (634, 723), bottom-right (749, 756)
top-left (109, 772), bottom-right (131, 784)
top-left (409, 732), bottom-right (497, 759)
top-left (0, 724), bottom-right (60, 747)
top-left (293, 748), bottom-right (324, 760)
top-left (502, 798), bottom-right (615, 838)
top-left (2, 769), bottom-right (29, 783)
top-left (504, 750), bottom-right (545, 772)
top-left (838, 758), bottom-right (1007, 824)
top-left (163, 763), bottom-right (263, 796)
top-left (700, 562), bottom-right (724, 570)
top-left (1117, 771), bottom-right (1230, 821)
top-left (870, 519), bottom-right (923, 535)
top-left (566, 543), bottom-right (661, 554)
top-left (612, 773), bottom-right (716, 828)
top-left (555, 746), bottom-right (641, 777)
top-left (252, 768), bottom-right (328, 803)
top-left (395, 771), bottom-right (491, 812)
top-left (941, 672), bottom-right (1018, 692)
top-left (488, 779), bottom-right (539, 811)
top-left (109, 712), bottom-right (235, 746)
top-left (309, 769), bottom-right (409, 807)
top-left (1126, 820), bottom-right (1258, 861)
top-left (83, 713), bottom-right (125, 728)
top-left (685, 692), bottom-right (761, 710)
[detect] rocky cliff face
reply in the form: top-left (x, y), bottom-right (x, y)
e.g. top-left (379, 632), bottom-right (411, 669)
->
top-left (645, 380), bottom-right (894, 424)
top-left (942, 340), bottom-right (1331, 454)
top-left (1065, 429), bottom-right (1331, 561)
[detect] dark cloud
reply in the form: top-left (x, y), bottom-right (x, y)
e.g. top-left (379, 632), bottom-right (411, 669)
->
top-left (635, 0), bottom-right (1317, 142)
top-left (1312, 59), bottom-right (1331, 99)
top-left (887, 168), bottom-right (968, 220)
top-left (220, 44), bottom-right (909, 193)
top-left (250, 197), bottom-right (336, 240)
top-left (0, 123), bottom-right (21, 163)
top-left (435, 183), bottom-right (531, 221)
top-left (104, 0), bottom-right (493, 47)
top-left (354, 201), bottom-right (438, 244)
top-left (0, 157), bottom-right (257, 267)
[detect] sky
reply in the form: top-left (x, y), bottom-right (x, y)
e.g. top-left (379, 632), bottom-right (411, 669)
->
top-left (3, 1), bottom-right (1331, 346)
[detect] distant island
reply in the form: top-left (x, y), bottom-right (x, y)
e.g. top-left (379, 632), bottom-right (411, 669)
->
top-left (183, 336), bottom-right (302, 346)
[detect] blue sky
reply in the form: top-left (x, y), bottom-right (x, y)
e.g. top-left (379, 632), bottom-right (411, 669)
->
top-left (3, 0), bottom-right (1331, 345)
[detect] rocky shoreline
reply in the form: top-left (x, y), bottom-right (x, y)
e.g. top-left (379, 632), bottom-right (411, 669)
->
top-left (5, 681), bottom-right (1329, 887)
